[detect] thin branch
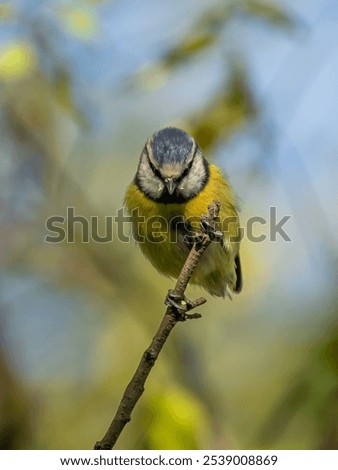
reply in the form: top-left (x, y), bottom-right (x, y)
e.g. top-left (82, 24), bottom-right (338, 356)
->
top-left (94, 201), bottom-right (221, 450)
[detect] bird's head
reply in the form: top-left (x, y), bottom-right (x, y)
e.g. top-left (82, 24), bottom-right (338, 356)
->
top-left (135, 127), bottom-right (209, 202)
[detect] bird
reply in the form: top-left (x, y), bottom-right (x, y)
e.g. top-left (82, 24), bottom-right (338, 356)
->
top-left (124, 127), bottom-right (242, 300)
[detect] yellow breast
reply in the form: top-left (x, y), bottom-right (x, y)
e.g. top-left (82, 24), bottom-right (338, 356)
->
top-left (124, 164), bottom-right (241, 296)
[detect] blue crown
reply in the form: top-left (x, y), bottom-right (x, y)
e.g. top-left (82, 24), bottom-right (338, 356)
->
top-left (151, 127), bottom-right (193, 165)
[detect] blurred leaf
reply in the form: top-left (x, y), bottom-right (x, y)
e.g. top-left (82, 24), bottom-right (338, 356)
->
top-left (54, 69), bottom-right (88, 127)
top-left (161, 2), bottom-right (234, 68)
top-left (0, 42), bottom-right (37, 82)
top-left (241, 0), bottom-right (295, 29)
top-left (58, 6), bottom-right (99, 39)
top-left (144, 387), bottom-right (209, 449)
top-left (188, 64), bottom-right (256, 152)
top-left (134, 63), bottom-right (170, 91)
top-left (194, 3), bottom-right (235, 32)
top-left (134, 32), bottom-right (219, 91)
top-left (0, 344), bottom-right (33, 449)
top-left (55, 70), bottom-right (73, 110)
top-left (0, 2), bottom-right (13, 21)
top-left (132, 3), bottom-right (234, 90)
top-left (164, 32), bottom-right (218, 67)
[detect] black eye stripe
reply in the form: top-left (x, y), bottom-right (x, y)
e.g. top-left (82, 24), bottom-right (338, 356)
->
top-left (178, 145), bottom-right (198, 181)
top-left (179, 158), bottom-right (194, 180)
top-left (145, 147), bottom-right (162, 179)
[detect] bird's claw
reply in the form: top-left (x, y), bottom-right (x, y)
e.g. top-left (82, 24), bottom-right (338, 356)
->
top-left (200, 215), bottom-right (223, 242)
top-left (165, 289), bottom-right (194, 315)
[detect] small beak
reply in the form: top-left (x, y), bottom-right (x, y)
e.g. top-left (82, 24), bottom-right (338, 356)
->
top-left (165, 178), bottom-right (177, 195)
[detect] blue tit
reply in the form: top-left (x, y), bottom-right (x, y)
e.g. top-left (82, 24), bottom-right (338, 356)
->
top-left (124, 127), bottom-right (242, 297)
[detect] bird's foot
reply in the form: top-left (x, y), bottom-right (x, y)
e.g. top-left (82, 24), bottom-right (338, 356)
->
top-left (165, 289), bottom-right (192, 313)
top-left (200, 215), bottom-right (223, 242)
top-left (165, 289), bottom-right (206, 321)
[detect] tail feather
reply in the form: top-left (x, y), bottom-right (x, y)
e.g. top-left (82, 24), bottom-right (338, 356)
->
top-left (234, 255), bottom-right (243, 293)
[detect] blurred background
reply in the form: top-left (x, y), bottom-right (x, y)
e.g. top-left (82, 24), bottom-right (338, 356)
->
top-left (0, 0), bottom-right (337, 450)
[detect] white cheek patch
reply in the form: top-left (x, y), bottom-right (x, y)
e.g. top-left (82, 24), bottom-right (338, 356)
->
top-left (157, 180), bottom-right (164, 195)
top-left (138, 156), bottom-right (164, 198)
top-left (179, 155), bottom-right (205, 198)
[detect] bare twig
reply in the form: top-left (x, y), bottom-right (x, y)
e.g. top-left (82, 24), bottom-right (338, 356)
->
top-left (94, 201), bottom-right (221, 450)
